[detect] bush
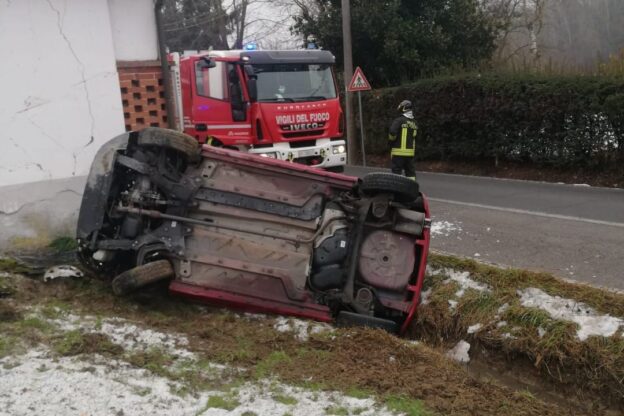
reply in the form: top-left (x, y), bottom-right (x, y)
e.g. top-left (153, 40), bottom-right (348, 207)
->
top-left (360, 74), bottom-right (624, 169)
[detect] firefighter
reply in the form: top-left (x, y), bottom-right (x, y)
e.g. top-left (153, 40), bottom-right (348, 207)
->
top-left (388, 100), bottom-right (417, 180)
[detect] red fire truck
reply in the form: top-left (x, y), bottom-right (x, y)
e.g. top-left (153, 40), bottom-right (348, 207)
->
top-left (169, 49), bottom-right (347, 171)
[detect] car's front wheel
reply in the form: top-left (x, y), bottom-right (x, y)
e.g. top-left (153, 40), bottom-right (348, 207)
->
top-left (111, 260), bottom-right (175, 296)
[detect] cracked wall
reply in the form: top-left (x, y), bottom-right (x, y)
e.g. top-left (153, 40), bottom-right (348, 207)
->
top-left (0, 0), bottom-right (159, 249)
top-left (0, 0), bottom-right (125, 187)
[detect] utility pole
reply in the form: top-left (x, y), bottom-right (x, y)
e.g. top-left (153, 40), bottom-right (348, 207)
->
top-left (341, 0), bottom-right (356, 165)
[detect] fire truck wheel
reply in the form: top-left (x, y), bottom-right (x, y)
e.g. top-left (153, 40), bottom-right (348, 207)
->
top-left (137, 128), bottom-right (200, 163)
top-left (111, 260), bottom-right (175, 296)
top-left (360, 172), bottom-right (420, 202)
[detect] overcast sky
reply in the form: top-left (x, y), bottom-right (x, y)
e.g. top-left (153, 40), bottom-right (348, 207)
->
top-left (226, 1), bottom-right (302, 50)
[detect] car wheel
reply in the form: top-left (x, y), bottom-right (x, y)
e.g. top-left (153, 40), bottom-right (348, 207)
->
top-left (360, 172), bottom-right (419, 202)
top-left (137, 127), bottom-right (200, 163)
top-left (111, 260), bottom-right (175, 296)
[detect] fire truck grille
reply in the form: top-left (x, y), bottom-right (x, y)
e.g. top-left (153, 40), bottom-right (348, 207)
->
top-left (283, 131), bottom-right (325, 140)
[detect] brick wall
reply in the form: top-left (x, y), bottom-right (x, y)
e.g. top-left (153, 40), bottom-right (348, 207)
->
top-left (117, 61), bottom-right (167, 131)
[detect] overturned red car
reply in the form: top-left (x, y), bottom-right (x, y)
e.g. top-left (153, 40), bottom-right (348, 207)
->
top-left (76, 128), bottom-right (430, 334)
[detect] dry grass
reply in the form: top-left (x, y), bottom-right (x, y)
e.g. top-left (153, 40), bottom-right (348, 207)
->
top-left (412, 254), bottom-right (624, 408)
top-left (0, 270), bottom-right (572, 416)
top-left (3, 250), bottom-right (623, 414)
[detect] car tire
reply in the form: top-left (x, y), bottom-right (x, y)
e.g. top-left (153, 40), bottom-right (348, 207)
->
top-left (360, 172), bottom-right (419, 202)
top-left (111, 260), bottom-right (175, 296)
top-left (137, 127), bottom-right (200, 162)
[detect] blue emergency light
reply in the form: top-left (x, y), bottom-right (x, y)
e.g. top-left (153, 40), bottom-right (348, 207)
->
top-left (244, 42), bottom-right (258, 51)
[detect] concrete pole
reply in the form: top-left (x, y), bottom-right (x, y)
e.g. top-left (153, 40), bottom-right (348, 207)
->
top-left (341, 0), bottom-right (356, 165)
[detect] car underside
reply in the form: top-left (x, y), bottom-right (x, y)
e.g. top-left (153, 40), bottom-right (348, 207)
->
top-left (76, 128), bottom-right (431, 334)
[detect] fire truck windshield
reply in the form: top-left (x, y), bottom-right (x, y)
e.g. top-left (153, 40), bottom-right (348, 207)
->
top-left (253, 64), bottom-right (337, 102)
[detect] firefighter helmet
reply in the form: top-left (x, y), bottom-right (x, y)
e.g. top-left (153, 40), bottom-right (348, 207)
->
top-left (397, 100), bottom-right (412, 113)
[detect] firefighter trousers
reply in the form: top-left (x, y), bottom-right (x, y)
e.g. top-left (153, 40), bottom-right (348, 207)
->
top-left (391, 155), bottom-right (416, 180)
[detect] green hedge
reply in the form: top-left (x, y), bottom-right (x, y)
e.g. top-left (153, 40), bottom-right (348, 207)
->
top-left (359, 74), bottom-right (624, 169)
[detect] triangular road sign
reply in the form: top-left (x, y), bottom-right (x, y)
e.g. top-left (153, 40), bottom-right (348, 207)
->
top-left (348, 67), bottom-right (371, 92)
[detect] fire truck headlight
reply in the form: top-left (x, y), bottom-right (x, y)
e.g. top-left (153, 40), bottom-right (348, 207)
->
top-left (259, 152), bottom-right (277, 158)
top-left (332, 145), bottom-right (346, 154)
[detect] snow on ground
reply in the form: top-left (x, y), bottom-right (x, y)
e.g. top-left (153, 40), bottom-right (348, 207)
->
top-left (446, 340), bottom-right (471, 363)
top-left (430, 220), bottom-right (462, 237)
top-left (273, 316), bottom-right (333, 341)
top-left (420, 288), bottom-right (432, 305)
top-left (45, 312), bottom-right (193, 358)
top-left (1, 310), bottom-right (399, 416)
top-left (467, 323), bottom-right (482, 334)
top-left (518, 287), bottom-right (624, 341)
top-left (427, 266), bottom-right (491, 297)
top-left (0, 350), bottom-right (208, 416)
top-left (0, 350), bottom-right (397, 416)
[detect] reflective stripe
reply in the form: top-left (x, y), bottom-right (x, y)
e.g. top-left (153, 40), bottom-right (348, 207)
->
top-left (401, 127), bottom-right (407, 151)
top-left (407, 176), bottom-right (416, 181)
top-left (391, 148), bottom-right (415, 156)
top-left (206, 124), bottom-right (252, 130)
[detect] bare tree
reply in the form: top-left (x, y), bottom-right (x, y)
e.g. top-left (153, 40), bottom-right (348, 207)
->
top-left (486, 0), bottom-right (624, 72)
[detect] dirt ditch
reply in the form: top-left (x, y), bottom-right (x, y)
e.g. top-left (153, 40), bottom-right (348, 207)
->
top-left (1, 249), bottom-right (623, 415)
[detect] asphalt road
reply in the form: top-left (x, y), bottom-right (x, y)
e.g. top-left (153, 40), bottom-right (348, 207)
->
top-left (346, 166), bottom-right (624, 290)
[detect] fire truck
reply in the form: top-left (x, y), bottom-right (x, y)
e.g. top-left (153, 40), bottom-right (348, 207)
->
top-left (169, 49), bottom-right (347, 171)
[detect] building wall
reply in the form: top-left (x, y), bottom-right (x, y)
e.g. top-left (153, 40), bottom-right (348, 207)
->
top-left (108, 0), bottom-right (159, 62)
top-left (0, 0), bottom-right (160, 249)
top-left (118, 63), bottom-right (169, 131)
top-left (0, 0), bottom-right (124, 188)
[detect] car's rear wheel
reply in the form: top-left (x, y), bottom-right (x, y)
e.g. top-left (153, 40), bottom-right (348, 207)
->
top-left (360, 172), bottom-right (419, 202)
top-left (111, 260), bottom-right (175, 296)
top-left (137, 128), bottom-right (200, 163)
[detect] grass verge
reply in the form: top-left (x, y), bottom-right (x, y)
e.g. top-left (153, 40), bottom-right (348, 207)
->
top-left (413, 254), bottom-right (624, 407)
top-left (4, 255), bottom-right (623, 415)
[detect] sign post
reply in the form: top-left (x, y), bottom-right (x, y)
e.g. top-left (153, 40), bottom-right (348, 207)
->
top-left (347, 67), bottom-right (372, 166)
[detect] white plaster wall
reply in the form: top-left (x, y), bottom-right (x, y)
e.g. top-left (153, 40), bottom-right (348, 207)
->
top-left (0, 0), bottom-right (126, 188)
top-left (108, 0), bottom-right (159, 61)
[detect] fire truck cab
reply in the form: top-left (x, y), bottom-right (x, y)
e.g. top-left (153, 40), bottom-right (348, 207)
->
top-left (169, 49), bottom-right (347, 170)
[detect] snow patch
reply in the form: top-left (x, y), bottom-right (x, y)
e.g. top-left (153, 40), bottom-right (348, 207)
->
top-left (46, 313), bottom-right (193, 358)
top-left (497, 303), bottom-right (510, 315)
top-left (446, 340), bottom-right (470, 363)
top-left (0, 350), bottom-right (396, 416)
top-left (430, 220), bottom-right (462, 237)
top-left (273, 317), bottom-right (333, 342)
top-left (0, 350), bottom-right (208, 416)
top-left (232, 380), bottom-right (396, 416)
top-left (467, 323), bottom-right (482, 334)
top-left (518, 288), bottom-right (624, 341)
top-left (420, 288), bottom-right (432, 305)
top-left (428, 267), bottom-right (491, 297)
top-left (496, 321), bottom-right (507, 328)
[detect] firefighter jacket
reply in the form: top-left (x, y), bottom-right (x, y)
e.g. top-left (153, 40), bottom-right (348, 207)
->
top-left (388, 114), bottom-right (417, 157)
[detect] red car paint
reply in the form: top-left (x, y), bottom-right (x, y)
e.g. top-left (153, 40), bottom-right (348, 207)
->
top-left (77, 131), bottom-right (429, 335)
top-left (167, 145), bottom-right (430, 335)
